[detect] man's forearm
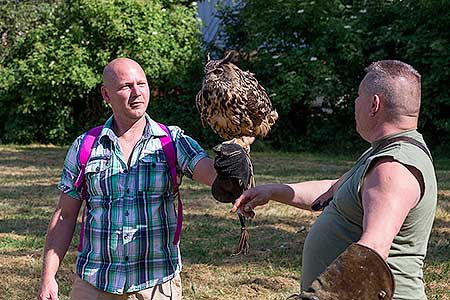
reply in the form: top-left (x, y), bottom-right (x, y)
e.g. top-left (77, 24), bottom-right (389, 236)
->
top-left (193, 157), bottom-right (216, 187)
top-left (273, 180), bottom-right (338, 210)
top-left (41, 206), bottom-right (78, 279)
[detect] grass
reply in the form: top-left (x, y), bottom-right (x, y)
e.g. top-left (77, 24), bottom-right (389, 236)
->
top-left (0, 144), bottom-right (449, 300)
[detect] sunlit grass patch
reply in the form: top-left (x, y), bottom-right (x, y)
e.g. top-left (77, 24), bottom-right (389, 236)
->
top-left (0, 144), bottom-right (448, 300)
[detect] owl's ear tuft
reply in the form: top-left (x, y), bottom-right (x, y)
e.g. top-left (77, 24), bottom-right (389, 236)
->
top-left (221, 50), bottom-right (239, 66)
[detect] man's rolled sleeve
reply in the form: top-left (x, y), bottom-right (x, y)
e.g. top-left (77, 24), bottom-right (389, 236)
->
top-left (57, 135), bottom-right (84, 200)
top-left (170, 127), bottom-right (209, 179)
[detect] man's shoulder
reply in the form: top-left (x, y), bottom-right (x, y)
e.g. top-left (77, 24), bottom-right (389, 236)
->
top-left (67, 124), bottom-right (109, 158)
top-left (68, 132), bottom-right (88, 152)
top-left (166, 125), bottom-right (184, 136)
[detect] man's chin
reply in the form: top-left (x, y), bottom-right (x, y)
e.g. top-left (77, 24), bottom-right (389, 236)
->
top-left (123, 111), bottom-right (146, 122)
top-left (129, 106), bottom-right (147, 117)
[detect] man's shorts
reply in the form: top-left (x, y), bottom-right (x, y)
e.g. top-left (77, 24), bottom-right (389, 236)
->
top-left (69, 274), bottom-right (182, 300)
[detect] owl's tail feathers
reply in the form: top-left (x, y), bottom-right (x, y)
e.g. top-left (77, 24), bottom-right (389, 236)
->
top-left (254, 110), bottom-right (279, 137)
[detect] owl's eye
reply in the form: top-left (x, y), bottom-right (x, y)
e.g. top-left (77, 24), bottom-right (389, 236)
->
top-left (213, 68), bottom-right (223, 75)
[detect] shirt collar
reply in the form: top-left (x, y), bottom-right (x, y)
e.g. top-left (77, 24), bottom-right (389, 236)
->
top-left (98, 113), bottom-right (168, 143)
top-left (145, 114), bottom-right (168, 138)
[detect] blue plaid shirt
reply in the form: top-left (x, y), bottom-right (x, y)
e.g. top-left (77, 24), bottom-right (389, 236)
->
top-left (58, 114), bottom-right (208, 294)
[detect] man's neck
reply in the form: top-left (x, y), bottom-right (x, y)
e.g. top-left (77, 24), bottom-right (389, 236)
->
top-left (112, 115), bottom-right (146, 139)
top-left (368, 118), bottom-right (418, 143)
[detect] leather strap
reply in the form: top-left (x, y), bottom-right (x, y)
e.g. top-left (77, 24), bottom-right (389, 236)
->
top-left (373, 136), bottom-right (432, 161)
top-left (311, 135), bottom-right (432, 211)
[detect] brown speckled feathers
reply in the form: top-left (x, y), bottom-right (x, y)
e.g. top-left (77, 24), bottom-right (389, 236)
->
top-left (196, 52), bottom-right (278, 140)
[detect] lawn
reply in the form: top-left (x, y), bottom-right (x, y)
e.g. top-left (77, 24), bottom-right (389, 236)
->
top-left (0, 145), bottom-right (448, 300)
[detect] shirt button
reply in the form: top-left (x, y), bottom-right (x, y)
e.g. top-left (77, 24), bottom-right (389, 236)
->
top-left (124, 210), bottom-right (129, 216)
top-left (126, 188), bottom-right (130, 194)
top-left (96, 166), bottom-right (100, 171)
top-left (125, 256), bottom-right (129, 262)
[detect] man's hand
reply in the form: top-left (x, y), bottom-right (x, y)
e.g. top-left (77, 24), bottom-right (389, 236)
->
top-left (231, 186), bottom-right (273, 218)
top-left (38, 276), bottom-right (59, 300)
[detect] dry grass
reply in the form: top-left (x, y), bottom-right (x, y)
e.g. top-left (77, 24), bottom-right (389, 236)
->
top-left (0, 145), bottom-right (449, 300)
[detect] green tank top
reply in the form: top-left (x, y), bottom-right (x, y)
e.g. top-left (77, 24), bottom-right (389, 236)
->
top-left (301, 129), bottom-right (437, 300)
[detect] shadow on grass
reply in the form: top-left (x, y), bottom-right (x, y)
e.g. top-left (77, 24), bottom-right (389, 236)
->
top-left (0, 184), bottom-right (59, 202)
top-left (182, 213), bottom-right (306, 269)
top-left (0, 147), bottom-right (65, 169)
top-left (0, 216), bottom-right (51, 236)
top-left (433, 158), bottom-right (450, 171)
top-left (427, 217), bottom-right (450, 264)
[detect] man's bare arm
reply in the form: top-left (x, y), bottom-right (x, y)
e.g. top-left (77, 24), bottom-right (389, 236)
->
top-left (39, 193), bottom-right (82, 300)
top-left (358, 158), bottom-right (421, 259)
top-left (192, 157), bottom-right (216, 187)
top-left (232, 179), bottom-right (339, 217)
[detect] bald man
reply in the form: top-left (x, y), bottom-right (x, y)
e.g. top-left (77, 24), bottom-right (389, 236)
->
top-left (232, 60), bottom-right (437, 300)
top-left (39, 58), bottom-right (217, 300)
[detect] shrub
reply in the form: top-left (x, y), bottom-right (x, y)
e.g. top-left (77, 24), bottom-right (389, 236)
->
top-left (0, 0), bottom-right (204, 144)
top-left (217, 0), bottom-right (450, 152)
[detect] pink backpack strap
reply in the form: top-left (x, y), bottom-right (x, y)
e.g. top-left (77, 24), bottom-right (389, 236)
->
top-left (157, 123), bottom-right (182, 245)
top-left (74, 125), bottom-right (103, 252)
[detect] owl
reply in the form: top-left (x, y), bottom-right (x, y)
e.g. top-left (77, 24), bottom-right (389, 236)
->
top-left (195, 51), bottom-right (278, 148)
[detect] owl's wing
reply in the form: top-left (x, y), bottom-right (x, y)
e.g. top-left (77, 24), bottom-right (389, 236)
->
top-left (245, 80), bottom-right (272, 127)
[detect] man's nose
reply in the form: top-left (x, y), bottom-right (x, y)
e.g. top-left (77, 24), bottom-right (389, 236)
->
top-left (131, 83), bottom-right (142, 96)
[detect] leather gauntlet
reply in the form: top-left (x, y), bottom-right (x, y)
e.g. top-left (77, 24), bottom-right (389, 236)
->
top-left (211, 143), bottom-right (251, 203)
top-left (299, 243), bottom-right (395, 300)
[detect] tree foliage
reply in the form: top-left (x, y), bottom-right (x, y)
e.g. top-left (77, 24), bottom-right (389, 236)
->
top-left (1, 0), bottom-right (449, 153)
top-left (0, 0), bottom-right (204, 144)
top-left (218, 0), bottom-right (450, 152)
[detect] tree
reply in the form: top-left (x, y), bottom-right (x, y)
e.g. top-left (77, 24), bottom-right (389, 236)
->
top-left (0, 0), bottom-right (204, 144)
top-left (217, 0), bottom-right (450, 152)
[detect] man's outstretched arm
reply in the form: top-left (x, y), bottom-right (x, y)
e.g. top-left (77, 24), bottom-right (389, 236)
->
top-left (192, 157), bottom-right (216, 187)
top-left (231, 179), bottom-right (339, 217)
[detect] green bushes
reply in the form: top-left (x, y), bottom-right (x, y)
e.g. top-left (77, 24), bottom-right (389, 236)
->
top-left (1, 0), bottom-right (449, 153)
top-left (0, 0), bottom-right (203, 144)
top-left (218, 0), bottom-right (450, 152)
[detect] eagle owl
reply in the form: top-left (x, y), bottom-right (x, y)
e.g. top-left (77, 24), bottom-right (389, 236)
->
top-left (195, 51), bottom-right (278, 147)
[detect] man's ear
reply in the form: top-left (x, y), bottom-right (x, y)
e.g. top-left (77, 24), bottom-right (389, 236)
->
top-left (101, 85), bottom-right (110, 103)
top-left (370, 94), bottom-right (381, 116)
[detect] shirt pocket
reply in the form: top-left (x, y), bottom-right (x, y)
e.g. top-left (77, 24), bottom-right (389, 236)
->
top-left (86, 195), bottom-right (122, 230)
top-left (137, 150), bottom-right (170, 194)
top-left (84, 155), bottom-right (112, 197)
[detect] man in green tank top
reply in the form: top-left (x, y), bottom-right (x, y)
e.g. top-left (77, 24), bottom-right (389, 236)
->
top-left (232, 60), bottom-right (437, 300)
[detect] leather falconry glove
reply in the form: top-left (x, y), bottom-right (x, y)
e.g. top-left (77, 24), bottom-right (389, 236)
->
top-left (295, 243), bottom-right (395, 300)
top-left (211, 142), bottom-right (252, 255)
top-left (211, 143), bottom-right (251, 203)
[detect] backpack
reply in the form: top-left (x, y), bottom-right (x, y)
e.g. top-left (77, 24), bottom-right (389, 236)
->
top-left (73, 123), bottom-right (182, 252)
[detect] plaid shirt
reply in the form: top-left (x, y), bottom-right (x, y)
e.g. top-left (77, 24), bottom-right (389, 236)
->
top-left (58, 114), bottom-right (208, 294)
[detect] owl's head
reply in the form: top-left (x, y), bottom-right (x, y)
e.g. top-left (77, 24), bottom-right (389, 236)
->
top-left (202, 51), bottom-right (241, 89)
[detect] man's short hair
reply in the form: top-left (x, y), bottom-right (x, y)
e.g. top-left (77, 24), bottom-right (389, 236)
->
top-left (364, 60), bottom-right (421, 121)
